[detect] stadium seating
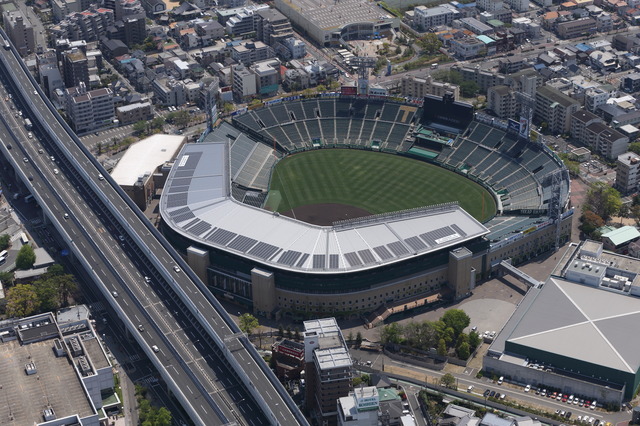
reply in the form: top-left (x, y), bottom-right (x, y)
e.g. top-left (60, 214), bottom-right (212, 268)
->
top-left (285, 102), bottom-right (305, 121)
top-left (380, 103), bottom-right (400, 122)
top-left (336, 99), bottom-right (352, 117)
top-left (302, 99), bottom-right (318, 119)
top-left (318, 99), bottom-right (335, 118)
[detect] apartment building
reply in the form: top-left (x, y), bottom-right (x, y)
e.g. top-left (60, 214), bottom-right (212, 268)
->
top-left (535, 85), bottom-right (581, 134)
top-left (250, 59), bottom-right (280, 96)
top-left (304, 318), bottom-right (352, 426)
top-left (65, 84), bottom-right (115, 134)
top-left (256, 8), bottom-right (293, 46)
top-left (586, 122), bottom-right (629, 159)
top-left (232, 64), bottom-right (257, 100)
top-left (231, 41), bottom-right (274, 65)
top-left (487, 85), bottom-right (516, 118)
top-left (615, 152), bottom-right (640, 193)
top-left (450, 37), bottom-right (487, 59)
top-left (63, 48), bottom-right (89, 88)
top-left (412, 5), bottom-right (456, 30)
top-left (116, 101), bottom-right (153, 125)
top-left (50, 7), bottom-right (115, 42)
top-left (152, 78), bottom-right (187, 106)
top-left (556, 18), bottom-right (596, 39)
top-left (3, 10), bottom-right (35, 56)
top-left (401, 74), bottom-right (460, 100)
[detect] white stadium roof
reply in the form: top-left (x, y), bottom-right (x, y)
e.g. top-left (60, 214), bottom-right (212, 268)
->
top-left (111, 134), bottom-right (185, 186)
top-left (160, 142), bottom-right (490, 274)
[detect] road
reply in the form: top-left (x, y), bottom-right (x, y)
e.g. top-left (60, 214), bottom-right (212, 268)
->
top-left (0, 34), bottom-right (305, 426)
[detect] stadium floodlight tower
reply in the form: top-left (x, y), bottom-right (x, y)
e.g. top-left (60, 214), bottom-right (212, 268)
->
top-left (543, 167), bottom-right (568, 252)
top-left (350, 56), bottom-right (377, 95)
top-left (515, 90), bottom-right (536, 141)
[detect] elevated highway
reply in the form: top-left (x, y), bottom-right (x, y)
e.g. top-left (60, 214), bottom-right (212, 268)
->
top-left (0, 34), bottom-right (306, 426)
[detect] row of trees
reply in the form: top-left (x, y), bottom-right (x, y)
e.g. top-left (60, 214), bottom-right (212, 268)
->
top-left (135, 385), bottom-right (172, 426)
top-left (379, 309), bottom-right (481, 360)
top-left (2, 265), bottom-right (78, 318)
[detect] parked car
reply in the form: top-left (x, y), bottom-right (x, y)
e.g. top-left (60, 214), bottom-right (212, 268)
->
top-left (524, 385), bottom-right (531, 392)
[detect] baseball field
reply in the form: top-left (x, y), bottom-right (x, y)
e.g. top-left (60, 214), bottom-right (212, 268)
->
top-left (264, 149), bottom-right (496, 224)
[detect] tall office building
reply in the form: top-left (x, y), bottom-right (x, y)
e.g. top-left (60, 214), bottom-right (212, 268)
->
top-left (63, 48), bottom-right (89, 88)
top-left (3, 10), bottom-right (35, 56)
top-left (304, 318), bottom-right (352, 426)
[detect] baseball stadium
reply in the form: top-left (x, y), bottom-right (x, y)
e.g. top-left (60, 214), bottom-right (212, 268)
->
top-left (159, 93), bottom-right (573, 320)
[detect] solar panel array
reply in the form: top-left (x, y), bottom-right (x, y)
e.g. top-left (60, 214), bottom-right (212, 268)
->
top-left (421, 226), bottom-right (461, 246)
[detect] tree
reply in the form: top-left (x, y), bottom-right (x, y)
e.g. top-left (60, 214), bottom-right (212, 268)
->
top-left (457, 341), bottom-right (471, 360)
top-left (154, 407), bottom-right (172, 426)
top-left (150, 116), bottom-right (165, 130)
top-left (440, 373), bottom-right (456, 389)
top-left (629, 141), bottom-right (640, 155)
top-left (347, 331), bottom-right (354, 344)
top-left (294, 327), bottom-right (300, 341)
top-left (286, 325), bottom-right (292, 339)
top-left (278, 324), bottom-right (284, 338)
top-left (133, 120), bottom-right (147, 136)
top-left (460, 81), bottom-right (480, 98)
top-left (580, 210), bottom-right (605, 236)
top-left (174, 110), bottom-right (190, 128)
top-left (16, 244), bottom-right (36, 270)
top-left (6, 284), bottom-right (40, 317)
top-left (0, 234), bottom-right (10, 250)
top-left (584, 181), bottom-right (622, 220)
top-left (51, 274), bottom-right (77, 306)
top-left (46, 264), bottom-right (65, 277)
top-left (437, 338), bottom-right (447, 356)
top-left (380, 322), bottom-right (403, 345)
top-left (441, 309), bottom-right (470, 336)
top-left (35, 279), bottom-right (58, 312)
top-left (96, 141), bottom-right (103, 155)
top-left (238, 313), bottom-right (259, 335)
top-left (355, 331), bottom-right (363, 348)
top-left (418, 33), bottom-right (442, 54)
top-left (222, 102), bottom-right (235, 113)
top-left (469, 330), bottom-right (481, 350)
top-left (0, 271), bottom-right (14, 286)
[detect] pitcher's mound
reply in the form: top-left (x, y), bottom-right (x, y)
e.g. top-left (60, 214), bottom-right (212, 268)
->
top-left (282, 203), bottom-right (371, 226)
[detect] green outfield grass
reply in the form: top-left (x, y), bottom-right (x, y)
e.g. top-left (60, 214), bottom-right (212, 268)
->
top-left (264, 149), bottom-right (497, 223)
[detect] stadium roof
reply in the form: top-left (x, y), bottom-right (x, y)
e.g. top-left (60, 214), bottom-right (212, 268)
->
top-left (280, 0), bottom-right (394, 31)
top-left (111, 134), bottom-right (185, 186)
top-left (506, 277), bottom-right (640, 374)
top-left (160, 142), bottom-right (490, 274)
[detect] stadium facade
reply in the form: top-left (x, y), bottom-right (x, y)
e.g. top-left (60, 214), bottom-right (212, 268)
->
top-left (484, 240), bottom-right (640, 403)
top-left (159, 94), bottom-right (572, 320)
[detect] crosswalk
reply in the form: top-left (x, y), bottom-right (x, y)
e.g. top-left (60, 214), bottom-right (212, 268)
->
top-left (129, 354), bottom-right (141, 362)
top-left (139, 376), bottom-right (159, 386)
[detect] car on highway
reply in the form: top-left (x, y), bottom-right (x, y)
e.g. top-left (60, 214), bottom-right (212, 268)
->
top-left (173, 266), bottom-right (181, 273)
top-left (138, 324), bottom-right (145, 332)
top-left (38, 148), bottom-right (43, 154)
top-left (112, 290), bottom-right (118, 298)
top-left (50, 156), bottom-right (55, 161)
top-left (27, 132), bottom-right (32, 138)
top-left (28, 175), bottom-right (33, 181)
top-left (23, 157), bottom-right (28, 163)
top-left (152, 345), bottom-right (160, 353)
top-left (53, 169), bottom-right (59, 175)
top-left (98, 173), bottom-right (104, 180)
top-left (144, 276), bottom-right (151, 283)
top-left (6, 144), bottom-right (11, 149)
top-left (63, 213), bottom-right (69, 220)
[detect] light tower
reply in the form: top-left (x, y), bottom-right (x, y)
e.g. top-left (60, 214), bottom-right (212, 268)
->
top-left (349, 56), bottom-right (376, 95)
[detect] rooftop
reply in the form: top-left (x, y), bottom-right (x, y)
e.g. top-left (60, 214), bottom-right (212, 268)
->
top-left (111, 134), bottom-right (185, 186)
top-left (505, 276), bottom-right (640, 373)
top-left (601, 225), bottom-right (640, 246)
top-left (160, 142), bottom-right (489, 274)
top-left (0, 323), bottom-right (96, 424)
top-left (537, 85), bottom-right (581, 108)
top-left (277, 0), bottom-right (394, 31)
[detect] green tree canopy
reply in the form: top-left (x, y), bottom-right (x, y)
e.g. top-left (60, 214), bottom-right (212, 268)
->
top-left (460, 81), bottom-right (480, 98)
top-left (440, 373), bottom-right (456, 388)
top-left (133, 120), bottom-right (147, 135)
top-left (580, 210), bottom-right (605, 236)
top-left (418, 33), bottom-right (442, 54)
top-left (16, 244), bottom-right (36, 270)
top-left (0, 234), bottom-right (10, 250)
top-left (6, 284), bottom-right (39, 317)
top-left (629, 141), bottom-right (640, 155)
top-left (441, 309), bottom-right (471, 336)
top-left (469, 330), bottom-right (481, 350)
top-left (0, 270), bottom-right (14, 285)
top-left (380, 322), bottom-right (403, 345)
top-left (457, 341), bottom-right (470, 360)
top-left (238, 313), bottom-right (259, 335)
top-left (437, 338), bottom-right (447, 356)
top-left (174, 110), bottom-right (191, 128)
top-left (584, 181), bottom-right (622, 220)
